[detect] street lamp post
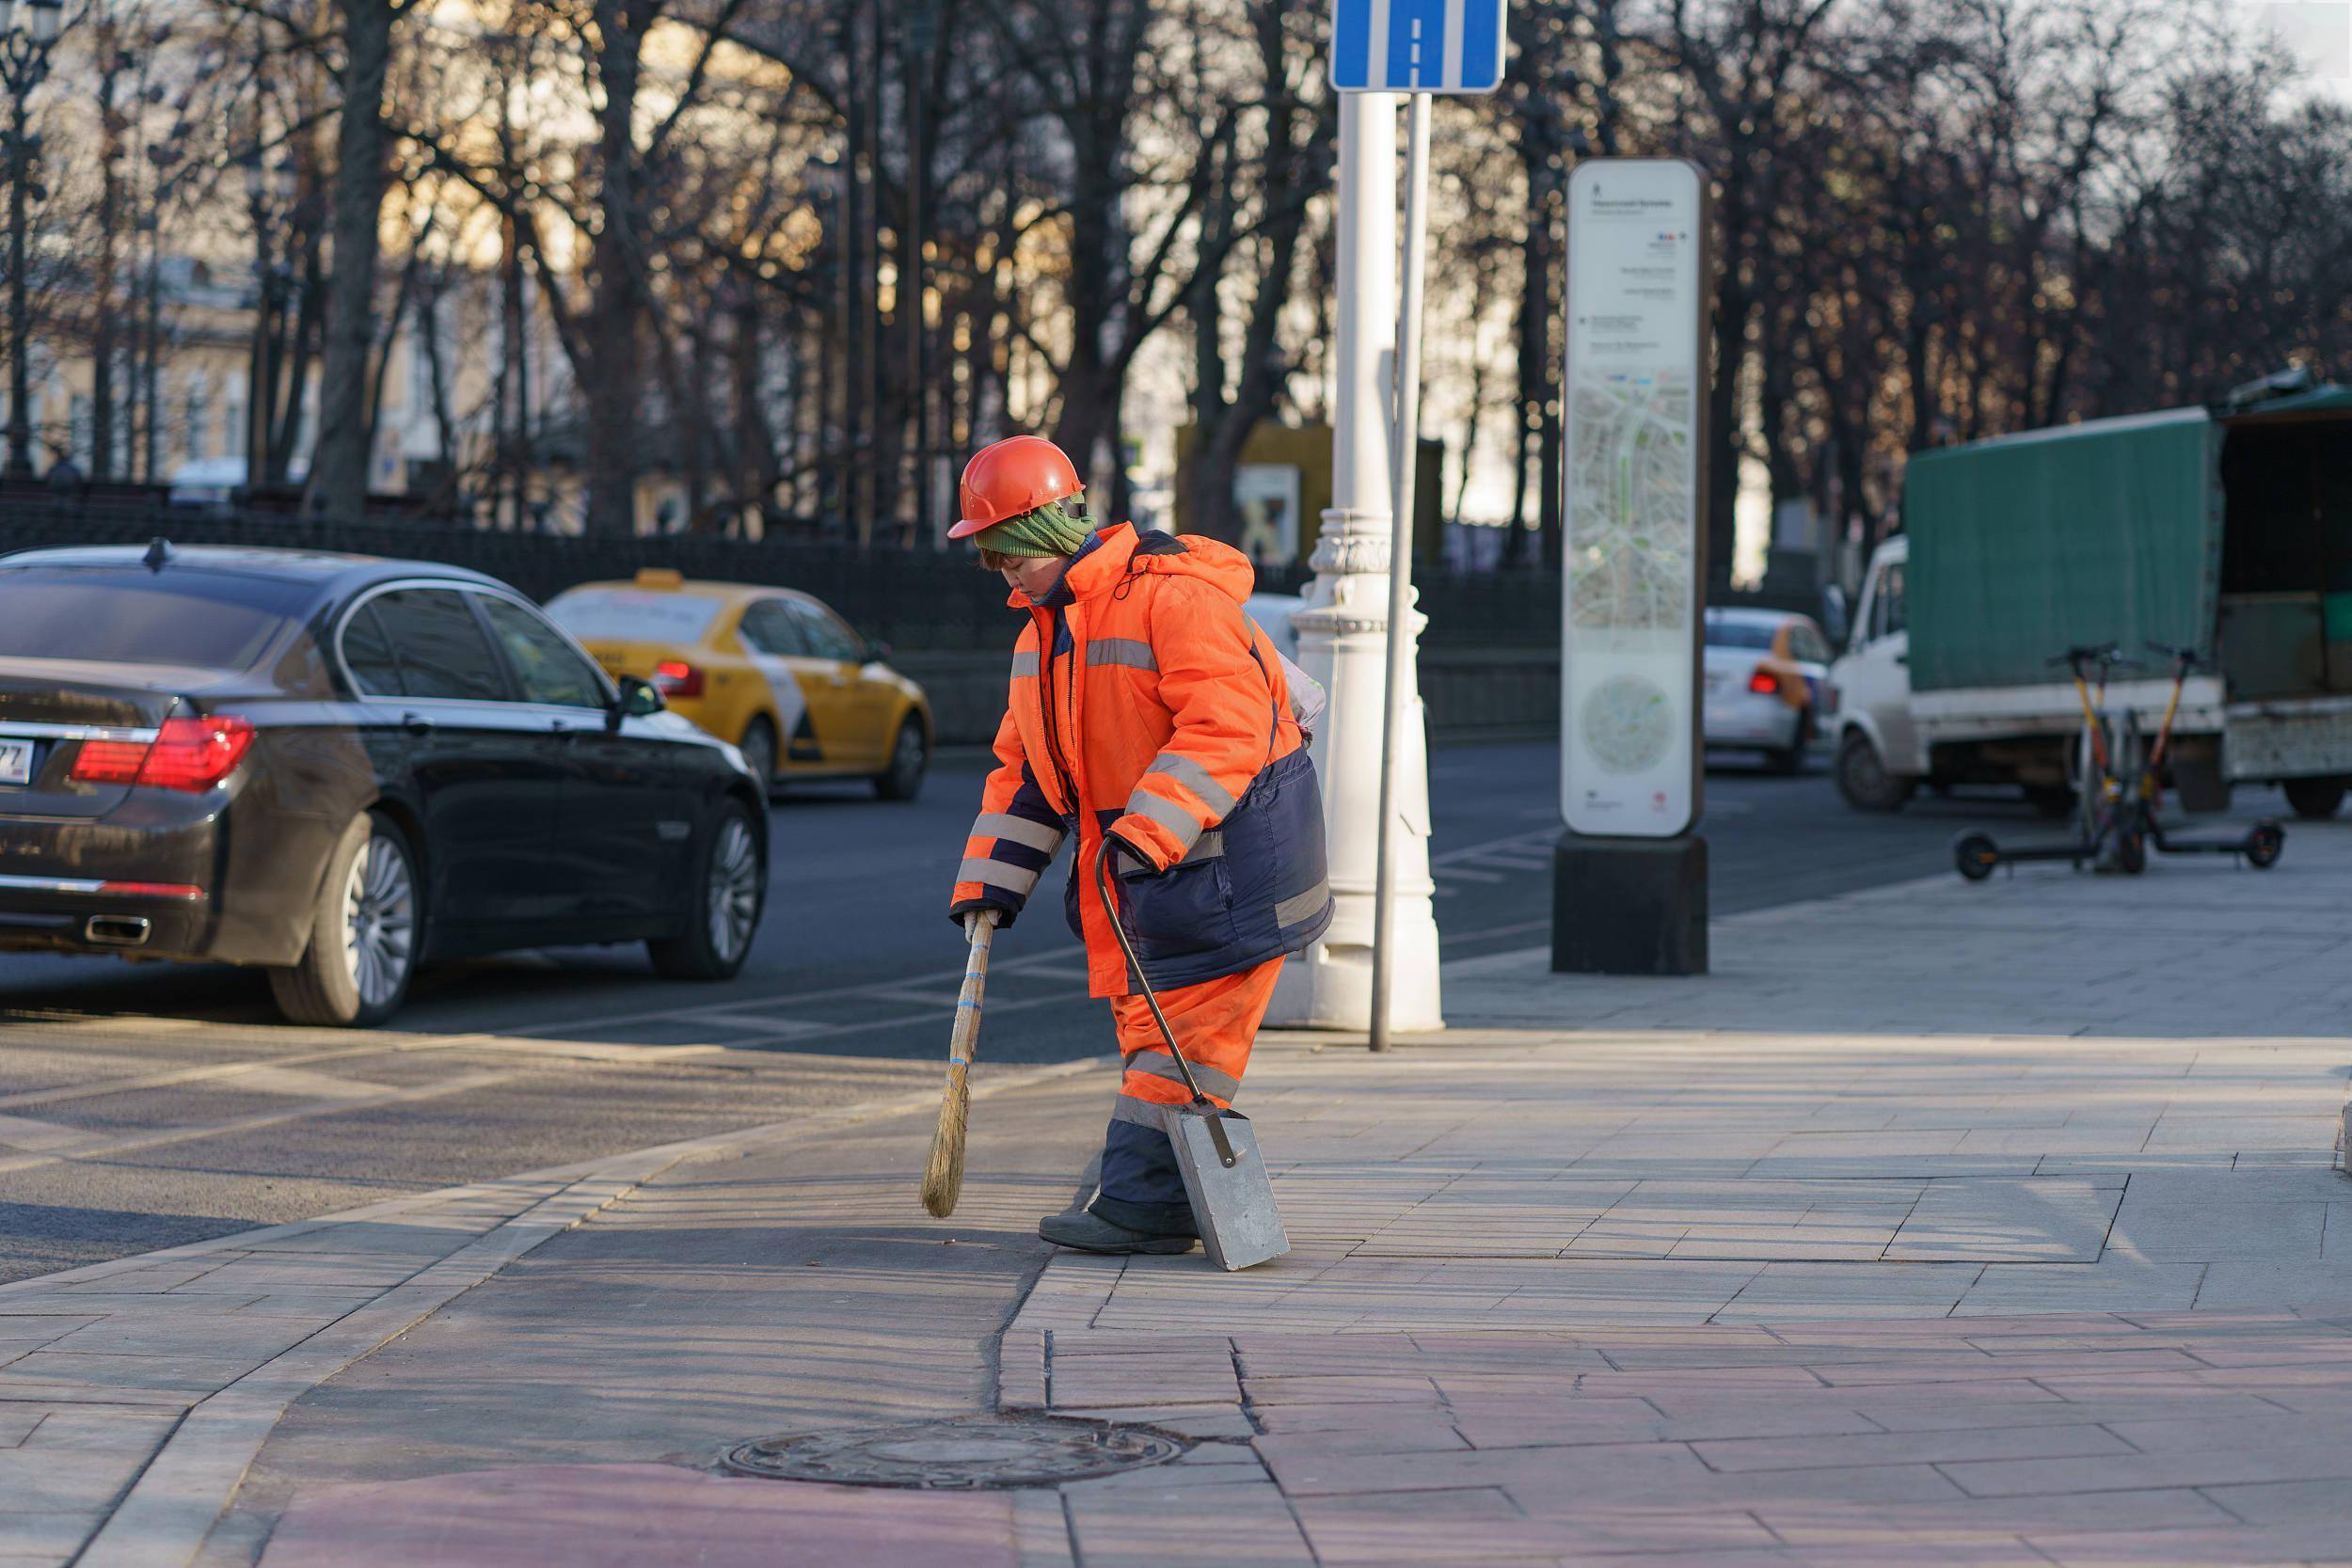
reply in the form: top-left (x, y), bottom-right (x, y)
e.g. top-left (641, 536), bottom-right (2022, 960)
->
top-left (902, 0), bottom-right (937, 548)
top-left (242, 150), bottom-right (294, 495)
top-left (1268, 90), bottom-right (1445, 1037)
top-left (1, 0), bottom-right (63, 482)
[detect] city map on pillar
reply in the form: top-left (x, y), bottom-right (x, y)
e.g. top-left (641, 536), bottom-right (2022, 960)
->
top-left (1561, 159), bottom-right (1707, 839)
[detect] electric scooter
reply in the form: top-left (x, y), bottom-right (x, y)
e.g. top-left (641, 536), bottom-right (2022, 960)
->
top-left (2121, 641), bottom-right (2284, 868)
top-left (1954, 643), bottom-right (2144, 879)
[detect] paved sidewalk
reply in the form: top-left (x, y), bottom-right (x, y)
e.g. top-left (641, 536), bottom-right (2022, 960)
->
top-left (11, 828), bottom-right (2352, 1566)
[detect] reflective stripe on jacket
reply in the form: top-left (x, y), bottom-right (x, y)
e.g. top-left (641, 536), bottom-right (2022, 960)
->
top-left (949, 523), bottom-right (1334, 995)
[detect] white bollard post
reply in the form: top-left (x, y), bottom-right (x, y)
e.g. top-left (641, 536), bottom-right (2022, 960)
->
top-left (1270, 89), bottom-right (1444, 1035)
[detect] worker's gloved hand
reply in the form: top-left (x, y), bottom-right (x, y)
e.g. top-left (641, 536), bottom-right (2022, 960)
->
top-left (1104, 832), bottom-right (1161, 878)
top-left (949, 898), bottom-right (1015, 934)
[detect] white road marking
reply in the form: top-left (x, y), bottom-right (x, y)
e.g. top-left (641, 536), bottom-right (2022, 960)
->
top-left (0, 1112), bottom-right (90, 1152)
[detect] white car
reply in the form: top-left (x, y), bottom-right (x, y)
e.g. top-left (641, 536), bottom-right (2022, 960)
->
top-left (1243, 593), bottom-right (1304, 660)
top-left (1703, 608), bottom-right (1837, 773)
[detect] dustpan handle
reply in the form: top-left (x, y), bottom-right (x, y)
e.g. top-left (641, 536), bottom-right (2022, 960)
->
top-left (1093, 847), bottom-right (1214, 1108)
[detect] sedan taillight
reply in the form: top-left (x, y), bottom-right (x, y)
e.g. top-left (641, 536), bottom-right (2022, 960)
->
top-left (71, 716), bottom-right (257, 791)
top-left (653, 659), bottom-right (705, 698)
top-left (1747, 668), bottom-right (1782, 696)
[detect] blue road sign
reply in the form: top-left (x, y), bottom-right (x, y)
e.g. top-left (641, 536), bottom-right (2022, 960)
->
top-left (1331, 0), bottom-right (1507, 94)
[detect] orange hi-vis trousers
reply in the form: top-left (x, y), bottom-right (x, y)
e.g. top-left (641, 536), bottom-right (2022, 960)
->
top-left (1090, 955), bottom-right (1282, 1236)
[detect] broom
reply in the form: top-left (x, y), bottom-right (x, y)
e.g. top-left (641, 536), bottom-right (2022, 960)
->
top-left (920, 911), bottom-right (999, 1218)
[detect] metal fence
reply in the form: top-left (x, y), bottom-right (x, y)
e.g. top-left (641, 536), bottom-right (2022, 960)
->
top-left (0, 499), bottom-right (1811, 654)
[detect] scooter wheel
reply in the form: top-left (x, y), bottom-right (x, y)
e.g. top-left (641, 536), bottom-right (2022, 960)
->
top-left (2245, 822), bottom-right (2284, 869)
top-left (1954, 832), bottom-right (1999, 881)
top-left (2116, 831), bottom-right (2147, 876)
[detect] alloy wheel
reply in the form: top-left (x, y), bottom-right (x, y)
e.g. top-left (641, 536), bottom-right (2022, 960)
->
top-left (342, 834), bottom-right (416, 1008)
top-left (706, 816), bottom-right (759, 963)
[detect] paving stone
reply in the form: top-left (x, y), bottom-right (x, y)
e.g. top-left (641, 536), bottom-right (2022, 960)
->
top-left (1946, 1439), bottom-right (2352, 1499)
top-left (254, 1465), bottom-right (1017, 1568)
top-left (2192, 1476), bottom-right (2352, 1525)
top-left (2026, 1522), bottom-right (2352, 1567)
top-left (18, 1410), bottom-right (178, 1450)
top-left (1263, 1435), bottom-right (1712, 1500)
top-left (1241, 1373), bottom-right (1438, 1406)
top-left (1884, 1180), bottom-right (2123, 1263)
top-left (1756, 1485), bottom-right (2241, 1544)
top-left (1057, 1404), bottom-right (1260, 1441)
top-left (1062, 1478), bottom-right (1313, 1567)
top-left (1289, 1486), bottom-right (1775, 1565)
top-left (1046, 1350), bottom-right (1239, 1410)
top-left (0, 1512), bottom-right (100, 1558)
top-left (0, 1447), bottom-right (151, 1513)
top-left (1952, 1262), bottom-right (2208, 1316)
top-left (1688, 1422), bottom-right (2134, 1474)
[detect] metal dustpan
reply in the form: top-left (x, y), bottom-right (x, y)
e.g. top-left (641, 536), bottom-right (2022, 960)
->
top-left (1164, 1101), bottom-right (1289, 1272)
top-left (1096, 855), bottom-right (1289, 1272)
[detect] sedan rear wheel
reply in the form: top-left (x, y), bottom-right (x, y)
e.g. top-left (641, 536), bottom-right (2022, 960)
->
top-left (648, 800), bottom-right (762, 980)
top-left (269, 811), bottom-right (421, 1028)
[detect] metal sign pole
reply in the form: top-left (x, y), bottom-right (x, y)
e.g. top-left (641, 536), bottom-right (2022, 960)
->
top-left (1368, 89), bottom-right (1432, 1055)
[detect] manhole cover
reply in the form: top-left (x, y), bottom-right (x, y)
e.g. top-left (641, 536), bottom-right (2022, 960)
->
top-left (723, 1415), bottom-right (1191, 1489)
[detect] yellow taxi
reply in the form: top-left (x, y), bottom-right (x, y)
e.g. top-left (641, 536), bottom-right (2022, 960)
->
top-left (546, 570), bottom-right (932, 799)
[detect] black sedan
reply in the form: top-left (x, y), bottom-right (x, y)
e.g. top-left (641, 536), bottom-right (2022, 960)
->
top-left (0, 543), bottom-right (768, 1026)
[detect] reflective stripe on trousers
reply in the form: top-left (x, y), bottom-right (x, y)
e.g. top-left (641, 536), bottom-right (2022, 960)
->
top-left (1093, 954), bottom-right (1285, 1234)
top-left (1111, 955), bottom-right (1283, 1112)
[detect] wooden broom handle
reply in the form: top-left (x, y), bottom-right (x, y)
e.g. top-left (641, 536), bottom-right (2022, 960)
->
top-left (950, 913), bottom-right (998, 1069)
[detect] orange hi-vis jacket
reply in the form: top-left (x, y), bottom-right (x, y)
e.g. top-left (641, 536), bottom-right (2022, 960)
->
top-left (949, 524), bottom-right (1334, 998)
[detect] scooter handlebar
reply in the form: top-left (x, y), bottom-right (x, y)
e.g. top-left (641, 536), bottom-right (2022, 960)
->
top-left (2047, 641), bottom-right (2122, 670)
top-left (2146, 639), bottom-right (2207, 670)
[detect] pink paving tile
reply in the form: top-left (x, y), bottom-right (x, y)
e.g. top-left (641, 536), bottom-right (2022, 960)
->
top-left (1508, 1459), bottom-right (1965, 1513)
top-left (1805, 1348), bottom-right (2205, 1386)
top-left (1250, 1399), bottom-right (1450, 1433)
top-left (255, 1464), bottom-right (1016, 1568)
top-left (1250, 1421), bottom-right (1471, 1462)
top-left (1688, 1422), bottom-right (2133, 1474)
top-left (1239, 1373), bottom-right (1440, 1405)
top-left (1456, 1397), bottom-right (1881, 1449)
top-left (1758, 1486), bottom-right (2241, 1544)
top-left (2026, 1522), bottom-right (2352, 1567)
top-left (2195, 1477), bottom-right (2352, 1526)
top-left (1263, 1436), bottom-right (1710, 1500)
top-left (1289, 1489), bottom-right (1776, 1565)
top-left (1853, 1390), bottom-right (2292, 1435)
top-left (1940, 1439), bottom-right (2352, 1499)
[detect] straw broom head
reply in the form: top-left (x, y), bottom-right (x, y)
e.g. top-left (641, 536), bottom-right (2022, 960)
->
top-left (920, 1059), bottom-right (971, 1218)
top-left (920, 914), bottom-right (995, 1219)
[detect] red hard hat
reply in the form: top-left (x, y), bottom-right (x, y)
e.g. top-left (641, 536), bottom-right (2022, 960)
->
top-left (948, 436), bottom-right (1084, 540)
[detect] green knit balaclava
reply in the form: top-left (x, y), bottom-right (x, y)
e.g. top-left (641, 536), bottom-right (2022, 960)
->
top-left (972, 497), bottom-right (1094, 559)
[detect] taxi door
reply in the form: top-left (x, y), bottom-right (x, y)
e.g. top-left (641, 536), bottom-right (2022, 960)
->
top-left (782, 599), bottom-right (890, 770)
top-left (736, 599), bottom-right (825, 768)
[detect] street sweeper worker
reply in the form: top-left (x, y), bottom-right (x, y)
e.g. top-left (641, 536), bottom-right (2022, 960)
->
top-left (946, 435), bottom-right (1333, 1256)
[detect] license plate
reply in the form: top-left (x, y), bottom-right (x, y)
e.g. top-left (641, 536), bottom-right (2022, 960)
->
top-left (0, 738), bottom-right (30, 786)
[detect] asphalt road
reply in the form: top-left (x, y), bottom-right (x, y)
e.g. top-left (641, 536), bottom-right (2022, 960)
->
top-left (0, 741), bottom-right (2300, 1281)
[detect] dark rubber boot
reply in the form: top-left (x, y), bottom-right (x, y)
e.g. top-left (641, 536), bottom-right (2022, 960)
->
top-left (1037, 1211), bottom-right (1197, 1255)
